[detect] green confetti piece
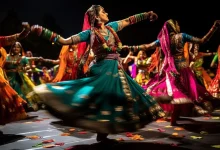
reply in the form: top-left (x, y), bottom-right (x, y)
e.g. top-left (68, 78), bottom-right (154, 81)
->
top-left (165, 125), bottom-right (173, 128)
top-left (212, 145), bottom-right (220, 148)
top-left (190, 136), bottom-right (203, 139)
top-left (32, 143), bottom-right (43, 147)
top-left (212, 117), bottom-right (220, 120)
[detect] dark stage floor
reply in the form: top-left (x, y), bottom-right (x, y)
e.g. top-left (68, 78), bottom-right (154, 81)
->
top-left (1, 109), bottom-right (220, 150)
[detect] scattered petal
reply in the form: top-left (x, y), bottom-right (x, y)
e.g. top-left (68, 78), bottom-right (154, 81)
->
top-left (212, 117), bottom-right (220, 120)
top-left (26, 135), bottom-right (41, 140)
top-left (55, 142), bottom-right (65, 146)
top-left (174, 127), bottom-right (184, 131)
top-left (131, 134), bottom-right (144, 141)
top-left (157, 128), bottom-right (165, 132)
top-left (125, 132), bottom-right (134, 137)
top-left (42, 139), bottom-right (54, 143)
top-left (170, 133), bottom-right (185, 139)
top-left (190, 136), bottom-right (202, 139)
top-left (116, 138), bottom-right (124, 141)
top-left (78, 131), bottom-right (87, 134)
top-left (32, 143), bottom-right (43, 147)
top-left (60, 133), bottom-right (70, 136)
top-left (43, 144), bottom-right (56, 148)
top-left (156, 118), bottom-right (167, 123)
top-left (165, 125), bottom-right (173, 128)
top-left (24, 122), bottom-right (33, 124)
top-left (172, 132), bottom-right (179, 136)
top-left (69, 128), bottom-right (76, 132)
top-left (212, 145), bottom-right (220, 148)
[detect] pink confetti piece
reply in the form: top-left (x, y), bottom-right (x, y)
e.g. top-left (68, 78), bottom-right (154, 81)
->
top-left (157, 128), bottom-right (165, 132)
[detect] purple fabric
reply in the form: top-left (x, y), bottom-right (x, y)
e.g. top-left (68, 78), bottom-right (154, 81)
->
top-left (147, 21), bottom-right (186, 101)
top-left (130, 64), bottom-right (137, 79)
top-left (157, 22), bottom-right (178, 75)
top-left (146, 20), bottom-right (212, 114)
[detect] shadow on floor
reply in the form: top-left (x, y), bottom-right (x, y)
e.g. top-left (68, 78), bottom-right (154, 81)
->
top-left (63, 140), bottom-right (191, 150)
top-left (178, 120), bottom-right (220, 134)
top-left (0, 133), bottom-right (25, 146)
top-left (51, 120), bottom-right (96, 139)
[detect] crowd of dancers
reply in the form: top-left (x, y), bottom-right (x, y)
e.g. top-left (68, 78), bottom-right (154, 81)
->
top-left (1, 4), bottom-right (220, 143)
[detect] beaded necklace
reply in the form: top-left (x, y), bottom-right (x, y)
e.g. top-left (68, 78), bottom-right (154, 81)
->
top-left (94, 26), bottom-right (122, 52)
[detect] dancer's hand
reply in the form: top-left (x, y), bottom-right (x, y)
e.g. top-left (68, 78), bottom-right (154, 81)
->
top-left (22, 22), bottom-right (30, 30)
top-left (214, 20), bottom-right (220, 27)
top-left (18, 22), bottom-right (31, 39)
top-left (147, 11), bottom-right (158, 22)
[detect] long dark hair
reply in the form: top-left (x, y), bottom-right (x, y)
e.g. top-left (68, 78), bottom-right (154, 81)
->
top-left (9, 41), bottom-right (25, 56)
top-left (87, 5), bottom-right (102, 27)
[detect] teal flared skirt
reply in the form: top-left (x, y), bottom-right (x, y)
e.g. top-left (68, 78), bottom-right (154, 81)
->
top-left (32, 59), bottom-right (165, 133)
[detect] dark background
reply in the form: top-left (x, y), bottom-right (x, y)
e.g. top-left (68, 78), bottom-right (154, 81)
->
top-left (0, 0), bottom-right (220, 68)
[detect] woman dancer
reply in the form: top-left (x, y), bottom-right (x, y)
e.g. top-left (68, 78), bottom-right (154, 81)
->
top-left (30, 5), bottom-right (169, 142)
